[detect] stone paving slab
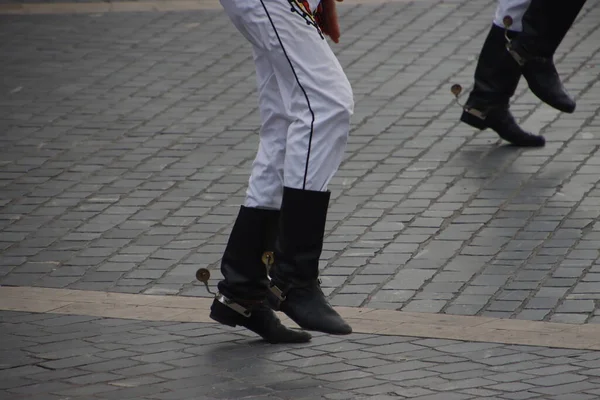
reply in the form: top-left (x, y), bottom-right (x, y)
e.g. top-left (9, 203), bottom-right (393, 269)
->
top-left (4, 309), bottom-right (600, 400)
top-left (1, 0), bottom-right (600, 324)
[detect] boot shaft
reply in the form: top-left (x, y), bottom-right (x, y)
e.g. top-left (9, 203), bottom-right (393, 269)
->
top-left (222, 206), bottom-right (279, 263)
top-left (267, 187), bottom-right (353, 335)
top-left (272, 187), bottom-right (330, 283)
top-left (467, 24), bottom-right (521, 109)
top-left (545, 0), bottom-right (586, 55)
top-left (514, 0), bottom-right (586, 58)
top-left (217, 206), bottom-right (280, 302)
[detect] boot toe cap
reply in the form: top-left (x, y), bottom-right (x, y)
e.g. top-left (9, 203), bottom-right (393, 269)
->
top-left (278, 292), bottom-right (354, 335)
top-left (543, 94), bottom-right (576, 114)
top-left (560, 99), bottom-right (576, 114)
top-left (300, 311), bottom-right (353, 335)
top-left (324, 318), bottom-right (353, 335)
top-left (516, 134), bottom-right (546, 148)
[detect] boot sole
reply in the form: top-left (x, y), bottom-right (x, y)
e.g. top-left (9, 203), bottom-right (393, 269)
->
top-left (534, 95), bottom-right (576, 114)
top-left (211, 300), bottom-right (312, 344)
top-left (522, 69), bottom-right (577, 114)
top-left (282, 309), bottom-right (353, 335)
top-left (209, 310), bottom-right (238, 328)
top-left (275, 297), bottom-right (353, 335)
top-left (528, 86), bottom-right (576, 114)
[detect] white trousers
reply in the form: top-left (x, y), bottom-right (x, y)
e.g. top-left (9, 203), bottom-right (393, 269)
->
top-left (220, 0), bottom-right (354, 209)
top-left (493, 0), bottom-right (531, 32)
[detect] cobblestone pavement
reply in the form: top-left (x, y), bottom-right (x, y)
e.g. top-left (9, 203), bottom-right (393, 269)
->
top-left (1, 0), bottom-right (600, 324)
top-left (4, 309), bottom-right (600, 400)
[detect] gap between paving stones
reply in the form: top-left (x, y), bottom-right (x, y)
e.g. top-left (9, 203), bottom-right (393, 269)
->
top-left (3, 286), bottom-right (600, 351)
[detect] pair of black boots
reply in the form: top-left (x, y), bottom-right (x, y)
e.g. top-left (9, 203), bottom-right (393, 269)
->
top-left (209, 187), bottom-right (351, 344)
top-left (461, 0), bottom-right (586, 147)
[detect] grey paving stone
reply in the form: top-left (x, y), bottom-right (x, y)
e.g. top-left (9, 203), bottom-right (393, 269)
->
top-left (550, 313), bottom-right (589, 324)
top-left (367, 360), bottom-right (437, 375)
top-left (402, 300), bottom-right (447, 313)
top-left (367, 342), bottom-right (426, 355)
top-left (379, 368), bottom-right (440, 383)
top-left (557, 300), bottom-right (595, 313)
top-left (487, 301), bottom-right (522, 312)
top-left (524, 365), bottom-right (582, 376)
top-left (78, 358), bottom-right (142, 373)
top-left (406, 393), bottom-right (473, 400)
top-left (427, 361), bottom-right (484, 374)
top-left (38, 354), bottom-right (106, 370)
top-left (54, 383), bottom-right (121, 397)
top-left (525, 372), bottom-right (587, 387)
top-left (530, 381), bottom-right (598, 396)
top-left (525, 297), bottom-right (561, 310)
top-left (515, 309), bottom-right (550, 321)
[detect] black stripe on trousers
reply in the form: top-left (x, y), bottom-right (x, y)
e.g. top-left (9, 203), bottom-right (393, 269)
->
top-left (259, 0), bottom-right (315, 190)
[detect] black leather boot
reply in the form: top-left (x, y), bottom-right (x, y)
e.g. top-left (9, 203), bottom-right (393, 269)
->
top-left (461, 24), bottom-right (545, 147)
top-left (268, 187), bottom-right (352, 335)
top-left (507, 0), bottom-right (585, 113)
top-left (210, 206), bottom-right (311, 344)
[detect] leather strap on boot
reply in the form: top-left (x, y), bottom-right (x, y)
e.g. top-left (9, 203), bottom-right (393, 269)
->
top-left (215, 292), bottom-right (252, 318)
top-left (268, 281), bottom-right (287, 309)
top-left (268, 276), bottom-right (323, 310)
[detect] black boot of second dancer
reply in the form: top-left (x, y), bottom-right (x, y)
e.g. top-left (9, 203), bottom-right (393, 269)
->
top-left (461, 24), bottom-right (545, 147)
top-left (506, 0), bottom-right (581, 114)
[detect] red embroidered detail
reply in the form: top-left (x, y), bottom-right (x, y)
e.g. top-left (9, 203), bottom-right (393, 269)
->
top-left (288, 0), bottom-right (324, 39)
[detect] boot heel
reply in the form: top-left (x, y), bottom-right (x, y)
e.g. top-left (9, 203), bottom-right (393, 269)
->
top-left (460, 109), bottom-right (487, 130)
top-left (209, 299), bottom-right (240, 327)
top-left (209, 312), bottom-right (237, 327)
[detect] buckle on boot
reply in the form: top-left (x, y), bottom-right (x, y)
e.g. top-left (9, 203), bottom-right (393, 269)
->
top-left (507, 44), bottom-right (526, 66)
top-left (501, 16), bottom-right (526, 67)
top-left (269, 282), bottom-right (287, 304)
top-left (269, 278), bottom-right (324, 309)
top-left (464, 107), bottom-right (486, 120)
top-left (216, 293), bottom-right (252, 318)
top-left (268, 276), bottom-right (291, 310)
